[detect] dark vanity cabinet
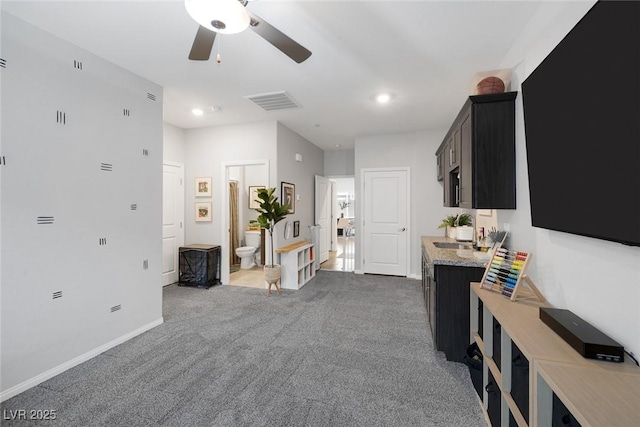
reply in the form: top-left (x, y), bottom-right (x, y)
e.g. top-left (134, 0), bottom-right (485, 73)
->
top-left (436, 91), bottom-right (517, 209)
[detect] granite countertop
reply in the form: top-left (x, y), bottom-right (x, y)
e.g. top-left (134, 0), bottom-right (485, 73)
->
top-left (421, 236), bottom-right (489, 268)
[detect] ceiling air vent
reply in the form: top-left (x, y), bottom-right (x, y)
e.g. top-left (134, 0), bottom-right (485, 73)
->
top-left (244, 91), bottom-right (301, 112)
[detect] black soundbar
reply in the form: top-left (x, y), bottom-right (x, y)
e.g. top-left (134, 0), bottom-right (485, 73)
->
top-left (539, 307), bottom-right (624, 363)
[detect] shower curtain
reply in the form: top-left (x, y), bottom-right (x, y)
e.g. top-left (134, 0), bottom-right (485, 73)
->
top-left (229, 181), bottom-right (240, 266)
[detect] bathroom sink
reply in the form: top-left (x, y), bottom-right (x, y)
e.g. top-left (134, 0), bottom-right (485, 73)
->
top-left (432, 241), bottom-right (472, 249)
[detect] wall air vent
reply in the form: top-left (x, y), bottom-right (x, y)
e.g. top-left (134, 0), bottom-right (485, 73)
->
top-left (52, 291), bottom-right (63, 299)
top-left (37, 216), bottom-right (55, 225)
top-left (100, 163), bottom-right (113, 172)
top-left (147, 93), bottom-right (156, 101)
top-left (244, 91), bottom-right (301, 112)
top-left (0, 58), bottom-right (6, 68)
top-left (110, 304), bottom-right (121, 313)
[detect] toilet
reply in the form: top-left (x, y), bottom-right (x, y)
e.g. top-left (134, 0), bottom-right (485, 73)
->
top-left (235, 230), bottom-right (261, 269)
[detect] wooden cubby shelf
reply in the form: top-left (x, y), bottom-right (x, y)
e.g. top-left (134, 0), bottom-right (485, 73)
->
top-left (469, 282), bottom-right (640, 427)
top-left (277, 241), bottom-right (315, 290)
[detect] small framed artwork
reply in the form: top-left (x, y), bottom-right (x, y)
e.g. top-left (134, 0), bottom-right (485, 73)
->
top-left (195, 177), bottom-right (212, 197)
top-left (281, 181), bottom-right (295, 214)
top-left (293, 220), bottom-right (300, 238)
top-left (249, 186), bottom-right (265, 209)
top-left (195, 202), bottom-right (212, 222)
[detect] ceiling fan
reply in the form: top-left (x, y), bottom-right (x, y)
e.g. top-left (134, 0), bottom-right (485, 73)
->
top-left (185, 0), bottom-right (312, 63)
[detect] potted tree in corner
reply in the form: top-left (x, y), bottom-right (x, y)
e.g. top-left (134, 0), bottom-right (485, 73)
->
top-left (255, 187), bottom-right (290, 295)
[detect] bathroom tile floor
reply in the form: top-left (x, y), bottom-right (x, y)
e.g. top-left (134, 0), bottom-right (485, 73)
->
top-left (228, 236), bottom-right (355, 289)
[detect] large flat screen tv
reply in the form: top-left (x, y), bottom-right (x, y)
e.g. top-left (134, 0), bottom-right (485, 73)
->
top-left (522, 0), bottom-right (640, 247)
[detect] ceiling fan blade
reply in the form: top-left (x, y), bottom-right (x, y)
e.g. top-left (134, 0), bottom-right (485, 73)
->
top-left (248, 12), bottom-right (312, 64)
top-left (189, 25), bottom-right (216, 61)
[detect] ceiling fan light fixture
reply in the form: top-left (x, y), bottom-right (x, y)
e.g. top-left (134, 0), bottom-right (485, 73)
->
top-left (185, 0), bottom-right (250, 34)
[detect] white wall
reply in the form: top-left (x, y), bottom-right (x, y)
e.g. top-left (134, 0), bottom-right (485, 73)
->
top-left (163, 122), bottom-right (186, 164)
top-left (184, 121), bottom-right (277, 248)
top-left (354, 130), bottom-right (450, 278)
top-left (1, 13), bottom-right (163, 400)
top-left (183, 121), bottom-right (322, 276)
top-left (495, 0), bottom-right (640, 356)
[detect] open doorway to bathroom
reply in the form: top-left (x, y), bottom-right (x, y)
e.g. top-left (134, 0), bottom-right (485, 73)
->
top-left (222, 160), bottom-right (269, 288)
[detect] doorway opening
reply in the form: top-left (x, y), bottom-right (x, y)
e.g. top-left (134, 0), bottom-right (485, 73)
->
top-left (321, 176), bottom-right (355, 272)
top-left (222, 160), bottom-right (269, 288)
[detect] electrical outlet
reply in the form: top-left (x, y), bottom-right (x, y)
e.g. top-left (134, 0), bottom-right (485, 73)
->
top-left (503, 222), bottom-right (510, 232)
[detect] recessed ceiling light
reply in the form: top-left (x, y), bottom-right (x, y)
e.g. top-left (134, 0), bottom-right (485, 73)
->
top-left (375, 93), bottom-right (393, 104)
top-left (192, 108), bottom-right (204, 116)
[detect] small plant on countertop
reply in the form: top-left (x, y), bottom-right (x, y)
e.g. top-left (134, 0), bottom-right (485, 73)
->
top-left (454, 213), bottom-right (473, 227)
top-left (438, 213), bottom-right (473, 229)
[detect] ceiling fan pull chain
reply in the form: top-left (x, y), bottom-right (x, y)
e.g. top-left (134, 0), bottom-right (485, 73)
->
top-left (216, 34), bottom-right (222, 64)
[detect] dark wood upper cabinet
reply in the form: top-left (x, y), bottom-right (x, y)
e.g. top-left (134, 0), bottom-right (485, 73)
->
top-left (436, 92), bottom-right (517, 209)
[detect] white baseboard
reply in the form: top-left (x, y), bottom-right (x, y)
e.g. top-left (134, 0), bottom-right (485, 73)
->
top-left (0, 317), bottom-right (164, 402)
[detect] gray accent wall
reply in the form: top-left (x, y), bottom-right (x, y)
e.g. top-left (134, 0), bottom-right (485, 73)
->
top-left (276, 122), bottom-right (324, 248)
top-left (1, 13), bottom-right (163, 399)
top-left (324, 149), bottom-right (355, 176)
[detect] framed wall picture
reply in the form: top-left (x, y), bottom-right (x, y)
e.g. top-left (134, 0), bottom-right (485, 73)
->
top-left (195, 202), bottom-right (212, 222)
top-left (281, 182), bottom-right (295, 214)
top-left (195, 177), bottom-right (212, 197)
top-left (293, 220), bottom-right (300, 238)
top-left (249, 186), bottom-right (265, 209)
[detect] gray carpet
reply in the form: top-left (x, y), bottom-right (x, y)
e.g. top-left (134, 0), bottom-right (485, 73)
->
top-left (1, 271), bottom-right (485, 426)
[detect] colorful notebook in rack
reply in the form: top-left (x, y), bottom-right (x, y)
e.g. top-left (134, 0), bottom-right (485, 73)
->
top-left (480, 247), bottom-right (531, 300)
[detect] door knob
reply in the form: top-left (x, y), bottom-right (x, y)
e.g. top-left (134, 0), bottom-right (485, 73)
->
top-left (401, 227), bottom-right (406, 232)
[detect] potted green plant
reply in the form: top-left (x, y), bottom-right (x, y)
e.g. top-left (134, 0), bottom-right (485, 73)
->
top-left (255, 188), bottom-right (290, 288)
top-left (438, 213), bottom-right (472, 239)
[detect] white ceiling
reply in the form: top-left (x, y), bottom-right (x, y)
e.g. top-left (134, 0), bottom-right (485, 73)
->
top-left (1, 0), bottom-right (543, 150)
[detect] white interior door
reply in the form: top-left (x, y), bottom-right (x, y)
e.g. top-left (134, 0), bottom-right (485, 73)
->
top-left (162, 162), bottom-right (184, 286)
top-left (362, 168), bottom-right (409, 276)
top-left (315, 175), bottom-right (331, 264)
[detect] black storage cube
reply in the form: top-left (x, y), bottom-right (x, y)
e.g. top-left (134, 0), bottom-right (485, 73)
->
top-left (478, 300), bottom-right (484, 340)
top-left (552, 393), bottom-right (583, 427)
top-left (509, 411), bottom-right (518, 427)
top-left (493, 317), bottom-right (502, 370)
top-left (179, 245), bottom-right (221, 289)
top-left (486, 370), bottom-right (501, 427)
top-left (511, 341), bottom-right (530, 423)
top-left (464, 342), bottom-right (483, 398)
